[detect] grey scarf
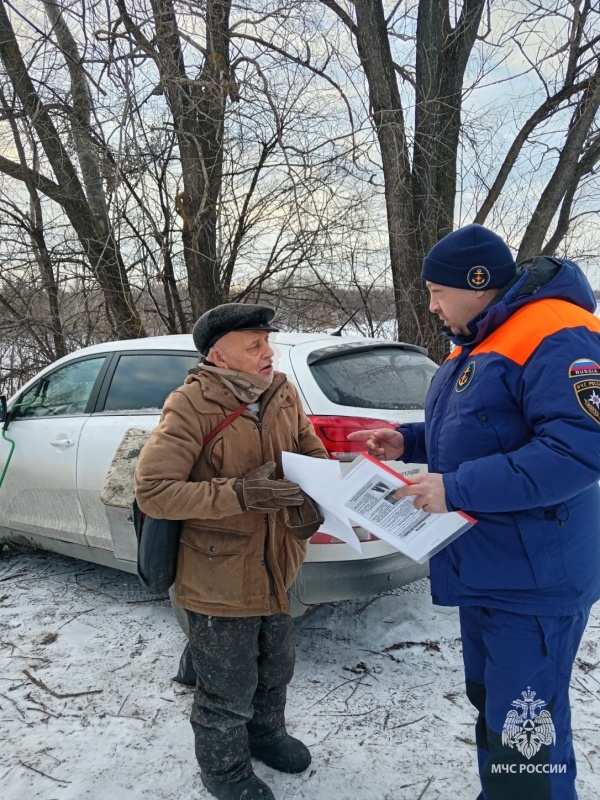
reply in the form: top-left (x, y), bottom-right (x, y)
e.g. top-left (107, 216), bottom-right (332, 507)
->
top-left (200, 364), bottom-right (272, 404)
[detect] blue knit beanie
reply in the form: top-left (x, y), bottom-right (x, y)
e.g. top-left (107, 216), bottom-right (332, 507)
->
top-left (421, 224), bottom-right (516, 290)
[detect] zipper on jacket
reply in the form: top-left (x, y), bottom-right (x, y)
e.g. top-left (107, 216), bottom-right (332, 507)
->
top-left (429, 352), bottom-right (473, 471)
top-left (257, 376), bottom-right (286, 425)
top-left (255, 378), bottom-right (285, 605)
top-left (263, 515), bottom-right (276, 597)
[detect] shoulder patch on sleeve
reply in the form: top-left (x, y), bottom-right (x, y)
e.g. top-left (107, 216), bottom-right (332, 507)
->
top-left (455, 361), bottom-right (476, 393)
top-left (568, 358), bottom-right (600, 378)
top-left (573, 379), bottom-right (600, 426)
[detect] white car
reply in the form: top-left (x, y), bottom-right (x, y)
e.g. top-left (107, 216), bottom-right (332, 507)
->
top-left (0, 332), bottom-right (437, 614)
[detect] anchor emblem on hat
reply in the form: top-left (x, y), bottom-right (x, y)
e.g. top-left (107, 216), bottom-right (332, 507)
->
top-left (467, 266), bottom-right (491, 288)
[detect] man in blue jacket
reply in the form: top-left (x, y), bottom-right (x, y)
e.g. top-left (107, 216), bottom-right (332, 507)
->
top-left (349, 224), bottom-right (600, 799)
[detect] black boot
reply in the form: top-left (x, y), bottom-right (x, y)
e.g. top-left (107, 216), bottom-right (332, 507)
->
top-left (250, 734), bottom-right (311, 774)
top-left (201, 773), bottom-right (275, 800)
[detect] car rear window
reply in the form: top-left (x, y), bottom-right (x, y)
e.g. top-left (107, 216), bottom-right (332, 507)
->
top-left (309, 347), bottom-right (437, 410)
top-left (103, 353), bottom-right (199, 412)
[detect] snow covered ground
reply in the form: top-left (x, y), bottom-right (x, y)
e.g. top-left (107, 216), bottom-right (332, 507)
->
top-left (1, 547), bottom-right (599, 800)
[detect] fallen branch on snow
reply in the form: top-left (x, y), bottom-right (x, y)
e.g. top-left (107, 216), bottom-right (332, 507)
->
top-left (18, 759), bottom-right (71, 784)
top-left (22, 669), bottom-right (102, 699)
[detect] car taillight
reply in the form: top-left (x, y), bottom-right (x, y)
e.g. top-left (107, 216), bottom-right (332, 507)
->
top-left (307, 416), bottom-right (398, 545)
top-left (308, 415), bottom-right (398, 462)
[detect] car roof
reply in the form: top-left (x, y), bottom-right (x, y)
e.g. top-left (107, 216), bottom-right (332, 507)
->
top-left (8, 331), bottom-right (430, 405)
top-left (52, 331), bottom-right (418, 359)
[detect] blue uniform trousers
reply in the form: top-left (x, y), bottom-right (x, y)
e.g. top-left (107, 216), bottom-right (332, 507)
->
top-left (459, 605), bottom-right (590, 800)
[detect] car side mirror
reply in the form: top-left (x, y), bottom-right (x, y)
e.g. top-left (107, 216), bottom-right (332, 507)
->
top-left (0, 395), bottom-right (13, 430)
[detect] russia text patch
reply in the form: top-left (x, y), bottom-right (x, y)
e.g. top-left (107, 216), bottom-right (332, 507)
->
top-left (568, 358), bottom-right (600, 378)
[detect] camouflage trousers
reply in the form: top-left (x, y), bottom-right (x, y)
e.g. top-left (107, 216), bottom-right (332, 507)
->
top-left (186, 611), bottom-right (295, 783)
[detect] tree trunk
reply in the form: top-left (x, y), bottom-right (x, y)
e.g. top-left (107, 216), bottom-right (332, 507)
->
top-left (352, 0), bottom-right (423, 349)
top-left (351, 0), bottom-right (484, 362)
top-left (0, 85), bottom-right (66, 360)
top-left (413, 0), bottom-right (485, 250)
top-left (518, 70), bottom-right (600, 261)
top-left (0, 0), bottom-right (145, 340)
top-left (542, 132), bottom-right (600, 256)
top-left (149, 0), bottom-right (231, 318)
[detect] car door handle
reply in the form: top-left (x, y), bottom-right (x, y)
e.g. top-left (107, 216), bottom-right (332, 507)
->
top-left (50, 438), bottom-right (75, 447)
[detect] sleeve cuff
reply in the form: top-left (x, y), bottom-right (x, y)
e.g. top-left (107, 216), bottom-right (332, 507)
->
top-left (442, 472), bottom-right (463, 511)
top-left (396, 424), bottom-right (416, 463)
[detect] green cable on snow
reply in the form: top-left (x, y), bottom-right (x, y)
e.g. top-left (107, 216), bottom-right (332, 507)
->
top-left (0, 428), bottom-right (16, 490)
top-left (0, 397), bottom-right (39, 489)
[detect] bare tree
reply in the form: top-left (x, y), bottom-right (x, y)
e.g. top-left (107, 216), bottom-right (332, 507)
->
top-left (318, 0), bottom-right (486, 359)
top-left (472, 1), bottom-right (600, 262)
top-left (114, 0), bottom-right (234, 317)
top-left (110, 0), bottom-right (381, 322)
top-left (1, 0), bottom-right (598, 378)
top-left (0, 84), bottom-right (66, 362)
top-left (0, 0), bottom-right (145, 339)
top-left (317, 0), bottom-right (600, 360)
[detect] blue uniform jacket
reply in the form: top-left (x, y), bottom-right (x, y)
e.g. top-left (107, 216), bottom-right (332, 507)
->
top-left (399, 257), bottom-right (600, 615)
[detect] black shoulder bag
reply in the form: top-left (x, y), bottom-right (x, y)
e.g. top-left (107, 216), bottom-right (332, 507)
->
top-left (133, 403), bottom-right (248, 594)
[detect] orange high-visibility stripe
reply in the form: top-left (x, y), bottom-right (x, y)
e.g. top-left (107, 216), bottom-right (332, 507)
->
top-left (446, 346), bottom-right (463, 361)
top-left (472, 299), bottom-right (600, 365)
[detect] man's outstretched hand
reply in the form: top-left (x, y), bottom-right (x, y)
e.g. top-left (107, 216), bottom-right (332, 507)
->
top-left (347, 428), bottom-right (405, 461)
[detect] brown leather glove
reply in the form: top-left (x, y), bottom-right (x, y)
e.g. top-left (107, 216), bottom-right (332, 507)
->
top-left (286, 491), bottom-right (324, 540)
top-left (234, 461), bottom-right (304, 513)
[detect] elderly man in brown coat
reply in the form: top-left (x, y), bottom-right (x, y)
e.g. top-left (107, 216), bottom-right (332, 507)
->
top-left (135, 303), bottom-right (327, 800)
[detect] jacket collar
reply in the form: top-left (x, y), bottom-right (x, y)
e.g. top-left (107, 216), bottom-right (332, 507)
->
top-left (185, 369), bottom-right (288, 413)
